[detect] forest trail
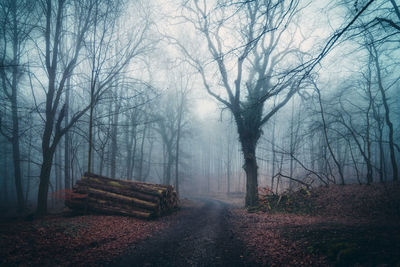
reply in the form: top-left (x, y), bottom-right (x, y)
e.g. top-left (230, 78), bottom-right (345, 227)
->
top-left (111, 198), bottom-right (249, 267)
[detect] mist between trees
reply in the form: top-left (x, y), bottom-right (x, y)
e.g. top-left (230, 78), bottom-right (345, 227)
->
top-left (0, 0), bottom-right (399, 214)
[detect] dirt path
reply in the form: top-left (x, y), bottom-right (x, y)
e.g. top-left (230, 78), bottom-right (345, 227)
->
top-left (111, 198), bottom-right (250, 267)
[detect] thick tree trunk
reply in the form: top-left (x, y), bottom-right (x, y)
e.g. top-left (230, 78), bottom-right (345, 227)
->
top-left (241, 142), bottom-right (259, 207)
top-left (235, 105), bottom-right (262, 207)
top-left (37, 149), bottom-right (54, 215)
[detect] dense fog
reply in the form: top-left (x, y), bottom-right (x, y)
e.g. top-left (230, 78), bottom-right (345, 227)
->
top-left (0, 0), bottom-right (399, 213)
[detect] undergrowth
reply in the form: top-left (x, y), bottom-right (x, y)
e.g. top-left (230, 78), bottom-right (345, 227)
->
top-left (254, 186), bottom-right (315, 215)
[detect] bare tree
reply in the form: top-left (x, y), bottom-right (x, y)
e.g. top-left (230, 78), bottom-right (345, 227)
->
top-left (312, 80), bottom-right (346, 185)
top-left (86, 0), bottom-right (151, 173)
top-left (155, 93), bottom-right (178, 185)
top-left (110, 90), bottom-right (121, 179)
top-left (125, 103), bottom-right (139, 180)
top-left (0, 0), bottom-right (37, 211)
top-left (35, 0), bottom-right (96, 215)
top-left (368, 41), bottom-right (398, 181)
top-left (174, 76), bottom-right (190, 195)
top-left (176, 0), bottom-right (305, 206)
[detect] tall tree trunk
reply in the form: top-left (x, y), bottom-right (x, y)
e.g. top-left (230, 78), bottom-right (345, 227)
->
top-left (99, 149), bottom-right (105, 175)
top-left (87, 94), bottom-right (95, 173)
top-left (162, 143), bottom-right (167, 184)
top-left (175, 132), bottom-right (180, 195)
top-left (2, 145), bottom-right (9, 204)
top-left (137, 121), bottom-right (147, 181)
top-left (366, 94), bottom-right (373, 183)
top-left (64, 77), bottom-right (71, 189)
top-left (37, 147), bottom-right (55, 215)
top-left (373, 49), bottom-right (398, 181)
top-left (207, 136), bottom-right (211, 193)
top-left (143, 137), bottom-right (154, 181)
top-left (241, 139), bottom-right (259, 207)
top-left (25, 125), bottom-right (32, 203)
top-left (87, 5), bottom-right (98, 173)
top-left (165, 150), bottom-right (173, 185)
top-left (55, 145), bottom-right (62, 199)
top-left (11, 97), bottom-right (24, 211)
top-left (371, 104), bottom-right (386, 182)
top-left (126, 124), bottom-right (132, 180)
top-left (314, 83), bottom-right (345, 184)
top-left (175, 102), bottom-right (183, 195)
top-left (289, 98), bottom-right (295, 190)
top-left (378, 123), bottom-right (386, 182)
top-left (10, 0), bottom-right (24, 212)
top-left (110, 102), bottom-right (120, 179)
top-left (271, 116), bottom-right (276, 191)
top-left (127, 123), bottom-right (137, 180)
top-left (226, 135), bottom-right (231, 194)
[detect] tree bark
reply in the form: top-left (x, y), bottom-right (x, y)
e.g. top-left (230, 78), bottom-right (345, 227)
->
top-left (314, 82), bottom-right (345, 184)
top-left (126, 122), bottom-right (137, 180)
top-left (110, 101), bottom-right (120, 179)
top-left (65, 172), bottom-right (179, 219)
top-left (37, 147), bottom-right (55, 215)
top-left (87, 93), bottom-right (95, 173)
top-left (271, 116), bottom-right (276, 191)
top-left (64, 77), bottom-right (71, 189)
top-left (240, 138), bottom-right (259, 207)
top-left (36, 0), bottom-right (92, 215)
top-left (25, 125), bottom-right (33, 203)
top-left (373, 47), bottom-right (398, 181)
top-left (226, 134), bottom-right (231, 194)
top-left (11, 94), bottom-right (24, 211)
top-left (10, 0), bottom-right (24, 212)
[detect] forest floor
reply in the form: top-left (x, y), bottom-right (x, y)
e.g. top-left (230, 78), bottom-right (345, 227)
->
top-left (1, 183), bottom-right (399, 266)
top-left (231, 183), bottom-right (400, 266)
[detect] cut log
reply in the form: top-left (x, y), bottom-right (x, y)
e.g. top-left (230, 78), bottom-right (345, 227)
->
top-left (65, 172), bottom-right (179, 219)
top-left (76, 180), bottom-right (161, 203)
top-left (73, 187), bottom-right (160, 211)
top-left (66, 198), bottom-right (153, 219)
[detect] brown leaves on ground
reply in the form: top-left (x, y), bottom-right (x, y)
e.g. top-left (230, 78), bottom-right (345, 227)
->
top-left (233, 211), bottom-right (330, 266)
top-left (0, 214), bottom-right (168, 266)
top-left (233, 182), bottom-right (400, 266)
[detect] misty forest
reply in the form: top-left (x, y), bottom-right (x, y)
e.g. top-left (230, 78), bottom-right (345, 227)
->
top-left (0, 0), bottom-right (399, 266)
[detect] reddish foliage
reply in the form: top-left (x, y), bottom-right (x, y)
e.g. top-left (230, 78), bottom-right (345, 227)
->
top-left (0, 214), bottom-right (168, 266)
top-left (234, 183), bottom-right (400, 266)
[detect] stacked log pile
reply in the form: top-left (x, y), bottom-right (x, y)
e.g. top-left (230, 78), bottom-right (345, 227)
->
top-left (65, 172), bottom-right (179, 219)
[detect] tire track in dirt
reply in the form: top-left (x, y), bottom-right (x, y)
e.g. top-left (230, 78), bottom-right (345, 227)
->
top-left (111, 198), bottom-right (250, 267)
